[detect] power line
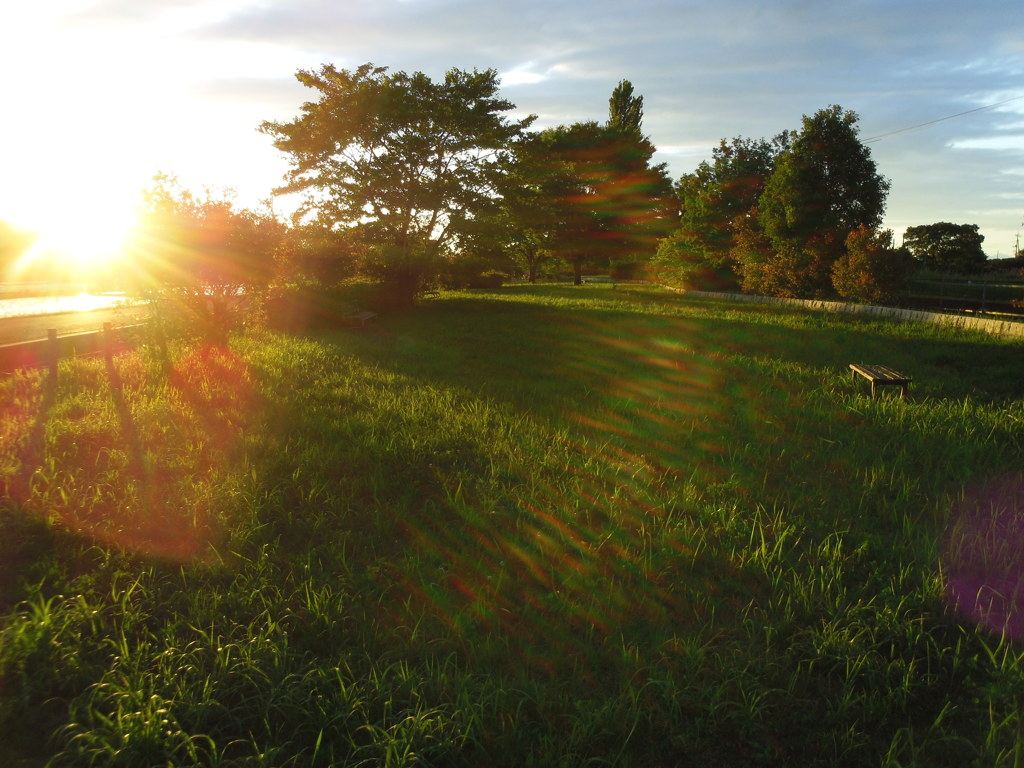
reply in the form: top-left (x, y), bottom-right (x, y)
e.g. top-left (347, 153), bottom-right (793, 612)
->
top-left (863, 94), bottom-right (1024, 143)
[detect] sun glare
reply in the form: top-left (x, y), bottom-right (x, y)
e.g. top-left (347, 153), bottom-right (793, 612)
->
top-left (7, 194), bottom-right (140, 285)
top-left (42, 207), bottom-right (137, 266)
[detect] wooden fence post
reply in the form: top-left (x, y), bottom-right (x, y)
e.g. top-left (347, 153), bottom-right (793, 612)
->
top-left (103, 322), bottom-right (113, 365)
top-left (47, 328), bottom-right (58, 386)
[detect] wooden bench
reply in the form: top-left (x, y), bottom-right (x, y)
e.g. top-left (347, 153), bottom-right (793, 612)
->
top-left (345, 309), bottom-right (377, 328)
top-left (849, 364), bottom-right (911, 399)
top-left (338, 303), bottom-right (377, 328)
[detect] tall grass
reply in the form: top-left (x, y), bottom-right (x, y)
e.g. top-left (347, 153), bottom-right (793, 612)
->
top-left (2, 283), bottom-right (1024, 766)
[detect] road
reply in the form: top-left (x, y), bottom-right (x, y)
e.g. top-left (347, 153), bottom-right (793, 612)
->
top-left (0, 306), bottom-right (152, 346)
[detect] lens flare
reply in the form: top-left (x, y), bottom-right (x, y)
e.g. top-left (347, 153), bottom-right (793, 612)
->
top-left (944, 474), bottom-right (1024, 638)
top-left (4, 344), bottom-right (255, 563)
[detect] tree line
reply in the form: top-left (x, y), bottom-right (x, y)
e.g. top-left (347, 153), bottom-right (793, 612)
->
top-left (0, 62), bottom-right (1007, 330)
top-left (653, 107), bottom-right (994, 302)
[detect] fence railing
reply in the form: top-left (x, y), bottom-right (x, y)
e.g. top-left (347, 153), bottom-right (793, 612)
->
top-left (0, 322), bottom-right (145, 375)
top-left (905, 279), bottom-right (1024, 315)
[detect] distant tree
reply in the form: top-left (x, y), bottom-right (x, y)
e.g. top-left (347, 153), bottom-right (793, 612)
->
top-left (903, 222), bottom-right (987, 274)
top-left (604, 80), bottom-right (676, 277)
top-left (607, 80), bottom-right (644, 138)
top-left (744, 105), bottom-right (890, 298)
top-left (498, 80), bottom-right (674, 285)
top-left (832, 226), bottom-right (914, 304)
top-left (260, 63), bottom-right (535, 305)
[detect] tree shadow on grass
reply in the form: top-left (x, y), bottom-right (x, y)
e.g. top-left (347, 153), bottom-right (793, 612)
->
top-left (254, 300), bottom-right (770, 674)
top-left (0, 368), bottom-right (59, 606)
top-left (5, 347), bottom-right (252, 567)
top-left (221, 288), bottom-right (1024, 761)
top-left (4, 367), bottom-right (57, 502)
top-left (317, 290), bottom-right (1024, 599)
top-left (345, 287), bottom-right (1024, 403)
top-left (314, 290), bottom-right (1021, 532)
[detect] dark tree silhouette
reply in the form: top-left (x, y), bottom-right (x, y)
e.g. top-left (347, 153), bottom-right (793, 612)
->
top-left (904, 222), bottom-right (987, 274)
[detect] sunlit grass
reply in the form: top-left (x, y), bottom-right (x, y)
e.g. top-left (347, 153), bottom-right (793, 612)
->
top-left (2, 283), bottom-right (1024, 766)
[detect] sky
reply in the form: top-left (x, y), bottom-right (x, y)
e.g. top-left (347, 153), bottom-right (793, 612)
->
top-left (4, 0), bottom-right (1024, 263)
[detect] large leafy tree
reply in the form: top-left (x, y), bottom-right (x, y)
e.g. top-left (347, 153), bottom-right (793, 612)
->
top-left (740, 105), bottom-right (890, 298)
top-left (654, 134), bottom-right (788, 289)
top-left (534, 81), bottom-right (673, 285)
top-left (903, 222), bottom-right (987, 274)
top-left (462, 133), bottom-right (559, 283)
top-left (537, 121), bottom-right (674, 284)
top-left (260, 63), bottom-right (534, 301)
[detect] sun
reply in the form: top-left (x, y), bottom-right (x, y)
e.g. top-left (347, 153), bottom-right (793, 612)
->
top-left (6, 192), bottom-right (141, 286)
top-left (39, 206), bottom-right (138, 272)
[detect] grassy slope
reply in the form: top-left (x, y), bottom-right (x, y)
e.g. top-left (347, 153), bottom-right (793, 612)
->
top-left (2, 283), bottom-right (1024, 766)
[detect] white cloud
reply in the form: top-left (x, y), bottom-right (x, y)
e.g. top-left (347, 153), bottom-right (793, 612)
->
top-left (499, 64), bottom-right (550, 87)
top-left (950, 136), bottom-right (1024, 152)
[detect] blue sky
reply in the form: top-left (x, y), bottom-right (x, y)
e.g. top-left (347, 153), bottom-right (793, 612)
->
top-left (5, 0), bottom-right (1024, 259)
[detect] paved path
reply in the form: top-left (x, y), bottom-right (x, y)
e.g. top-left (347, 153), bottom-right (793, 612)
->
top-left (0, 306), bottom-right (151, 346)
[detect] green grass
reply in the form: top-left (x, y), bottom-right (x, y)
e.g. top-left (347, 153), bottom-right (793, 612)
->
top-left (2, 283), bottom-right (1024, 766)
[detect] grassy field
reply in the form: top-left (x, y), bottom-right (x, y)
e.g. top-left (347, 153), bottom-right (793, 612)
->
top-left (2, 283), bottom-right (1024, 766)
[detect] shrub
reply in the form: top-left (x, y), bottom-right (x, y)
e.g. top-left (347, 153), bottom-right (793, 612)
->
top-left (651, 233), bottom-right (740, 291)
top-left (439, 254), bottom-right (511, 289)
top-left (832, 226), bottom-right (913, 305)
top-left (263, 283), bottom-right (372, 333)
top-left (468, 270), bottom-right (505, 289)
top-left (360, 244), bottom-right (441, 308)
top-left (735, 240), bottom-right (830, 299)
top-left (609, 258), bottom-right (648, 281)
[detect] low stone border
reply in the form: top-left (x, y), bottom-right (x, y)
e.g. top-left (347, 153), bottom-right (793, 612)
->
top-left (677, 290), bottom-right (1024, 339)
